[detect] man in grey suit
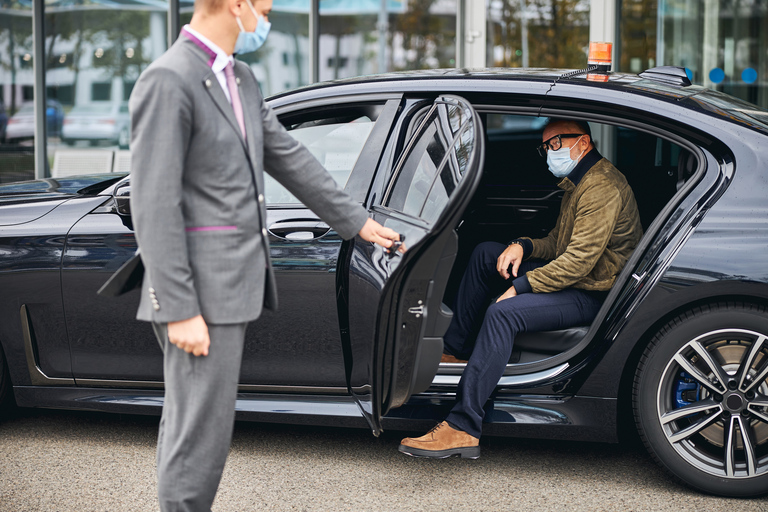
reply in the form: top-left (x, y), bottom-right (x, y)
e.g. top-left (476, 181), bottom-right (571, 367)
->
top-left (129, 0), bottom-right (400, 509)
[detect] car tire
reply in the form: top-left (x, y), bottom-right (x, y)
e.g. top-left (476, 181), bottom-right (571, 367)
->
top-left (634, 302), bottom-right (768, 497)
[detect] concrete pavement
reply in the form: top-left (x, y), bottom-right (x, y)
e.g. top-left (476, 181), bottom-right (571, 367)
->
top-left (1, 408), bottom-right (766, 511)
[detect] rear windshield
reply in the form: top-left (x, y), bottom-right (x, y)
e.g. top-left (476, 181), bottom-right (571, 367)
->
top-left (686, 90), bottom-right (768, 135)
top-left (627, 79), bottom-right (768, 135)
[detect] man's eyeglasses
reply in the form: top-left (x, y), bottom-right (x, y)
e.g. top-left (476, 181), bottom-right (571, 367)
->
top-left (537, 133), bottom-right (585, 158)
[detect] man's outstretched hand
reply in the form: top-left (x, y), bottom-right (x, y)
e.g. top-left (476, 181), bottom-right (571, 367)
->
top-left (358, 218), bottom-right (402, 250)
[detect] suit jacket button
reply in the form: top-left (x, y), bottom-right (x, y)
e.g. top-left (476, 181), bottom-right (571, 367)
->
top-left (153, 304), bottom-right (161, 311)
top-left (262, 227), bottom-right (268, 236)
top-left (149, 287), bottom-right (156, 294)
top-left (236, 77), bottom-right (241, 85)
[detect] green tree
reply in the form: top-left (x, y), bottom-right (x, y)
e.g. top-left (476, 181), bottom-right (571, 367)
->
top-left (392, 0), bottom-right (456, 71)
top-left (82, 10), bottom-right (153, 81)
top-left (44, 6), bottom-right (155, 104)
top-left (489, 0), bottom-right (589, 69)
top-left (619, 0), bottom-right (656, 73)
top-left (528, 0), bottom-right (589, 68)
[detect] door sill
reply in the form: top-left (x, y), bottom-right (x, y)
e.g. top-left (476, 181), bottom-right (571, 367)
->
top-left (432, 362), bottom-right (569, 388)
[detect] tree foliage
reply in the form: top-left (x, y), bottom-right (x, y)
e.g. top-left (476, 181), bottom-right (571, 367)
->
top-left (490, 0), bottom-right (589, 69)
top-left (45, 9), bottom-right (153, 81)
top-left (392, 0), bottom-right (455, 70)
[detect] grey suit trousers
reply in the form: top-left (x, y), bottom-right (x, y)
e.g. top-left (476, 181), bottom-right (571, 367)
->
top-left (152, 322), bottom-right (248, 512)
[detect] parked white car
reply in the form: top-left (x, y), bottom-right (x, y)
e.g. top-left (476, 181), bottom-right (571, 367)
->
top-left (5, 100), bottom-right (65, 142)
top-left (62, 102), bottom-right (130, 148)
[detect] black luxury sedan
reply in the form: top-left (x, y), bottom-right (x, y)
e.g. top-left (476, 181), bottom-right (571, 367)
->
top-left (1, 66), bottom-right (767, 497)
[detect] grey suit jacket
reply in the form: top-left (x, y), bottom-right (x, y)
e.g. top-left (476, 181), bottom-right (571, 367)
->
top-left (129, 36), bottom-right (368, 324)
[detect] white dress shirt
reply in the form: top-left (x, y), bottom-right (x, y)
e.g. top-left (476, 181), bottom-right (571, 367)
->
top-left (182, 24), bottom-right (235, 104)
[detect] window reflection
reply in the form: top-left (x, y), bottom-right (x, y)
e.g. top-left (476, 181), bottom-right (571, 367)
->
top-left (44, 0), bottom-right (168, 177)
top-left (0, 0), bottom-right (35, 183)
top-left (452, 124), bottom-right (473, 176)
top-left (619, 0), bottom-right (656, 74)
top-left (487, 0), bottom-right (590, 69)
top-left (181, 0), bottom-right (310, 98)
top-left (265, 115), bottom-right (375, 204)
top-left (320, 0), bottom-right (457, 81)
top-left (620, 0), bottom-right (767, 109)
top-left (386, 100), bottom-right (473, 223)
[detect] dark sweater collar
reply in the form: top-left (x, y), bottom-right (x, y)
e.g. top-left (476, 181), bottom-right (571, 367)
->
top-left (569, 148), bottom-right (601, 186)
top-left (559, 148), bottom-right (602, 189)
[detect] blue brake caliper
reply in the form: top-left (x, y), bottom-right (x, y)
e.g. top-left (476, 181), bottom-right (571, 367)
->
top-left (674, 371), bottom-right (701, 409)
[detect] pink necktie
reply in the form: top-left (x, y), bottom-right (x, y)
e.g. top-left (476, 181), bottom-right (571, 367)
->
top-left (224, 62), bottom-right (246, 139)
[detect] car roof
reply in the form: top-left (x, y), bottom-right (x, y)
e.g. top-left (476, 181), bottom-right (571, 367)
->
top-left (268, 67), bottom-right (768, 136)
top-left (269, 67), bottom-right (690, 97)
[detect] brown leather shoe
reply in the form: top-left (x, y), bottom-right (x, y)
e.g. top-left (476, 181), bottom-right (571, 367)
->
top-left (399, 421), bottom-right (480, 459)
top-left (440, 353), bottom-right (468, 364)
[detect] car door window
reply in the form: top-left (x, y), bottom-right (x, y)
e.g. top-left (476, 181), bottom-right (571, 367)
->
top-left (264, 116), bottom-right (375, 205)
top-left (385, 98), bottom-right (475, 224)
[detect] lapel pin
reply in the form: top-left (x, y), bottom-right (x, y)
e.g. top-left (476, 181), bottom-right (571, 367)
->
top-left (236, 77), bottom-right (241, 85)
top-left (205, 79), bottom-right (212, 88)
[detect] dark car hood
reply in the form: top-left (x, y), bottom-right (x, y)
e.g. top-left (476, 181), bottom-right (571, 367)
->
top-left (0, 174), bottom-right (123, 226)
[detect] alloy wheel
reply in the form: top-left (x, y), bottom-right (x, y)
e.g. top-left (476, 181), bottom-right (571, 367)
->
top-left (656, 328), bottom-right (768, 479)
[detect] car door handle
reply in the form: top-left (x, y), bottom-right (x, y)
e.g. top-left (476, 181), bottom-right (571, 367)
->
top-left (284, 231), bottom-right (316, 241)
top-left (268, 219), bottom-right (331, 240)
top-left (513, 206), bottom-right (545, 221)
top-left (385, 234), bottom-right (407, 259)
top-left (408, 305), bottom-right (424, 317)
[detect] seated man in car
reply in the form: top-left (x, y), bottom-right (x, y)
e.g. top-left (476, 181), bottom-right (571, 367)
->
top-left (399, 118), bottom-right (643, 459)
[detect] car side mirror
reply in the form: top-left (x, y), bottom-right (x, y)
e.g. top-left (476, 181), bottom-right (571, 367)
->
top-left (115, 183), bottom-right (131, 216)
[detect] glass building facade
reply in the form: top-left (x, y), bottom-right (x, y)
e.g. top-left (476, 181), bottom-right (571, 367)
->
top-left (619, 0), bottom-right (767, 106)
top-left (0, 0), bottom-right (765, 182)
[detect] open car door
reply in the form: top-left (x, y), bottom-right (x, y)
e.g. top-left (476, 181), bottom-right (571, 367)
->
top-left (339, 95), bottom-right (484, 435)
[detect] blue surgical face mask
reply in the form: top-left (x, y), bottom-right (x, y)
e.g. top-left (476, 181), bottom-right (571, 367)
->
top-left (546, 136), bottom-right (585, 178)
top-left (234, 1), bottom-right (271, 54)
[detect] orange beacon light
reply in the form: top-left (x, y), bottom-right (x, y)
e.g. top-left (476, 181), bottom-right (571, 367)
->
top-left (588, 41), bottom-right (612, 71)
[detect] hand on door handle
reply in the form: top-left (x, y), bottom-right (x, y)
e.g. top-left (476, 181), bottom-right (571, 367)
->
top-left (386, 234), bottom-right (407, 258)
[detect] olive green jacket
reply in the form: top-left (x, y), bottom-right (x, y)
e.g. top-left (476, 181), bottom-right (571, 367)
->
top-left (522, 158), bottom-right (643, 293)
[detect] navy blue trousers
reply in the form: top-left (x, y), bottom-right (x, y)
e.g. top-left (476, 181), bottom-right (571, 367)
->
top-left (443, 242), bottom-right (605, 438)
